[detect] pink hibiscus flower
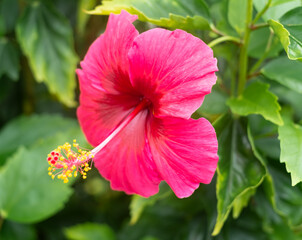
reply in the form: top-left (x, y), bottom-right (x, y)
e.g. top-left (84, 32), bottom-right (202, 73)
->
top-left (48, 10), bottom-right (218, 198)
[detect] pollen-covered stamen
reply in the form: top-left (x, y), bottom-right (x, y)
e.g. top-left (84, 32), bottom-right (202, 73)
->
top-left (47, 139), bottom-right (94, 183)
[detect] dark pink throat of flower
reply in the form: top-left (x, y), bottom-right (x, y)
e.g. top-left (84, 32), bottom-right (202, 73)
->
top-left (47, 98), bottom-right (151, 183)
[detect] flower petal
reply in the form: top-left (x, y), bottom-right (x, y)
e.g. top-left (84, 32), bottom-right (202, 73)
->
top-left (80, 10), bottom-right (138, 94)
top-left (94, 110), bottom-right (161, 197)
top-left (128, 28), bottom-right (218, 119)
top-left (147, 116), bottom-right (218, 198)
top-left (77, 11), bottom-right (142, 146)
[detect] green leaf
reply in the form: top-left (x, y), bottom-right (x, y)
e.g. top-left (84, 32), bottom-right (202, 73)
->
top-left (64, 223), bottom-right (116, 240)
top-left (254, 0), bottom-right (301, 21)
top-left (227, 81), bottom-right (283, 126)
top-left (0, 115), bottom-right (78, 164)
top-left (90, 0), bottom-right (211, 31)
top-left (278, 120), bottom-right (302, 186)
top-left (212, 119), bottom-right (266, 235)
top-left (210, 0), bottom-right (238, 36)
top-left (0, 38), bottom-right (19, 81)
top-left (0, 126), bottom-right (86, 223)
top-left (261, 56), bottom-right (302, 93)
top-left (227, 0), bottom-right (247, 35)
top-left (130, 185), bottom-right (171, 225)
top-left (77, 0), bottom-right (98, 37)
top-left (16, 1), bottom-right (78, 107)
top-left (232, 188), bottom-right (255, 219)
top-left (269, 162), bottom-right (302, 227)
top-left (0, 0), bottom-right (19, 33)
top-left (248, 27), bottom-right (283, 59)
top-left (268, 7), bottom-right (302, 61)
top-left (248, 114), bottom-right (280, 159)
top-left (196, 85), bottom-right (228, 115)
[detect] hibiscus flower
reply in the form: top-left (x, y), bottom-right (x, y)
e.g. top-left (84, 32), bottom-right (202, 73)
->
top-left (48, 10), bottom-right (218, 198)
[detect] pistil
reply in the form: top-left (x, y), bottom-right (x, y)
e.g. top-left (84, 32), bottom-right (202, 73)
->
top-left (47, 98), bottom-right (150, 183)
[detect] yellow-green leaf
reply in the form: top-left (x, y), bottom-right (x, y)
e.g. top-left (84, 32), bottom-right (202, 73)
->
top-left (268, 7), bottom-right (302, 61)
top-left (89, 0), bottom-right (211, 31)
top-left (227, 81), bottom-right (283, 126)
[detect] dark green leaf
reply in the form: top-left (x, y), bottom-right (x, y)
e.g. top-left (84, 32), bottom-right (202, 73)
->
top-left (0, 220), bottom-right (37, 240)
top-left (269, 162), bottom-right (302, 227)
top-left (64, 223), bottom-right (116, 240)
top-left (268, 7), bottom-right (302, 60)
top-left (261, 56), bottom-right (302, 93)
top-left (278, 119), bottom-right (302, 186)
top-left (0, 126), bottom-right (86, 223)
top-left (212, 119), bottom-right (266, 235)
top-left (16, 1), bottom-right (78, 106)
top-left (77, 0), bottom-right (98, 36)
top-left (90, 0), bottom-right (211, 31)
top-left (0, 38), bottom-right (19, 81)
top-left (130, 185), bottom-right (172, 225)
top-left (0, 115), bottom-right (78, 165)
top-left (227, 81), bottom-right (283, 125)
top-left (254, 0), bottom-right (301, 21)
top-left (248, 114), bottom-right (280, 159)
top-left (0, 0), bottom-right (19, 33)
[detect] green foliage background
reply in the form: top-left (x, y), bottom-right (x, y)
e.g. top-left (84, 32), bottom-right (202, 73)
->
top-left (1, 0), bottom-right (302, 239)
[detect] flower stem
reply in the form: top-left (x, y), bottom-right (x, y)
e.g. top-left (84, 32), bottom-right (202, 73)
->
top-left (208, 36), bottom-right (241, 48)
top-left (237, 0), bottom-right (253, 96)
top-left (91, 98), bottom-right (150, 155)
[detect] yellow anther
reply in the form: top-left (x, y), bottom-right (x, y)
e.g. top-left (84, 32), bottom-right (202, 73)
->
top-left (48, 172), bottom-right (52, 176)
top-left (64, 179), bottom-right (69, 183)
top-left (83, 175), bottom-right (87, 179)
top-left (48, 167), bottom-right (52, 171)
top-left (51, 175), bottom-right (55, 179)
top-left (71, 165), bottom-right (76, 170)
top-left (68, 173), bottom-right (72, 178)
top-left (73, 139), bottom-right (76, 143)
top-left (63, 164), bottom-right (68, 169)
top-left (74, 171), bottom-right (78, 177)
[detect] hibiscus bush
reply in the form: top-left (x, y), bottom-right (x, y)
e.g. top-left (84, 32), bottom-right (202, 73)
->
top-left (1, 0), bottom-right (302, 239)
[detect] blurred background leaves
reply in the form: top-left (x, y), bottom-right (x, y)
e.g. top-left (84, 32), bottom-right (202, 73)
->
top-left (1, 0), bottom-right (302, 239)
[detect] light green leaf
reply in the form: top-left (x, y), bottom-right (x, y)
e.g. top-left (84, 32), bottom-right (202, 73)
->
top-left (278, 120), bottom-right (302, 186)
top-left (0, 127), bottom-right (86, 223)
top-left (261, 56), bottom-right (302, 92)
top-left (212, 119), bottom-right (266, 235)
top-left (64, 223), bottom-right (116, 240)
top-left (0, 38), bottom-right (19, 80)
top-left (254, 0), bottom-right (301, 21)
top-left (0, 115), bottom-right (78, 164)
top-left (227, 81), bottom-right (283, 126)
top-left (16, 1), bottom-right (78, 107)
top-left (90, 0), bottom-right (211, 30)
top-left (227, 0), bottom-right (247, 34)
top-left (268, 7), bottom-right (302, 61)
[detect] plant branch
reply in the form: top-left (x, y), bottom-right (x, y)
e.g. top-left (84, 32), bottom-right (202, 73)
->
top-left (248, 30), bottom-right (274, 75)
top-left (208, 36), bottom-right (241, 48)
top-left (237, 0), bottom-right (254, 96)
top-left (252, 0), bottom-right (272, 25)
